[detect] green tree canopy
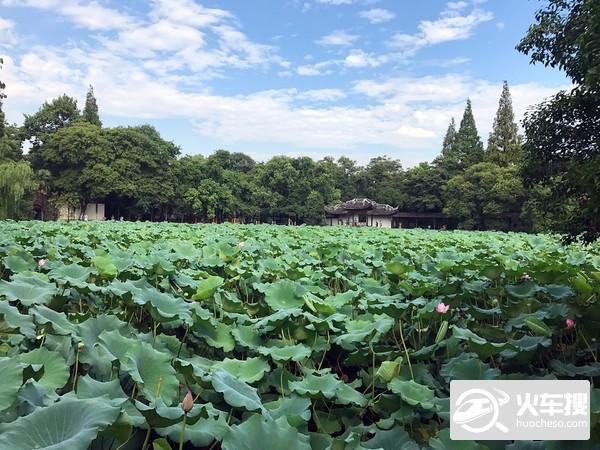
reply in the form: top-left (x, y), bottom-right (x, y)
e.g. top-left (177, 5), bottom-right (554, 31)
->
top-left (444, 162), bottom-right (525, 230)
top-left (517, 0), bottom-right (600, 239)
top-left (23, 95), bottom-right (80, 170)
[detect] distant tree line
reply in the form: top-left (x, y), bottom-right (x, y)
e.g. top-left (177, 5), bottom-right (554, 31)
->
top-left (0, 0), bottom-right (597, 237)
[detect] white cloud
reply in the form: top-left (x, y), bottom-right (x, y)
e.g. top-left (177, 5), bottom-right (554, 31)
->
top-left (447, 1), bottom-right (468, 10)
top-left (2, 46), bottom-right (565, 166)
top-left (296, 89), bottom-right (346, 102)
top-left (390, 4), bottom-right (493, 56)
top-left (316, 30), bottom-right (358, 46)
top-left (297, 61), bottom-right (334, 76)
top-left (0, 0), bottom-right (135, 30)
top-left (496, 21), bottom-right (505, 29)
top-left (0, 0), bottom-right (567, 166)
top-left (0, 16), bottom-right (18, 46)
top-left (149, 0), bottom-right (231, 28)
top-left (344, 49), bottom-right (387, 68)
top-left (316, 0), bottom-right (353, 5)
top-left (396, 126), bottom-right (436, 138)
top-left (359, 8), bottom-right (395, 24)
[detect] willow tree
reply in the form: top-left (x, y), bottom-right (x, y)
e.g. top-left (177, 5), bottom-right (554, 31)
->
top-left (0, 160), bottom-right (35, 219)
top-left (0, 57), bottom-right (36, 219)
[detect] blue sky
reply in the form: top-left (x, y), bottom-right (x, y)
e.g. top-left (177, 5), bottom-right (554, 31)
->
top-left (0, 0), bottom-right (568, 166)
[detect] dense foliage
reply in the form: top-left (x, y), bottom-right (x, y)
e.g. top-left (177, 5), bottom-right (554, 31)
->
top-left (517, 0), bottom-right (600, 240)
top-left (0, 221), bottom-right (599, 449)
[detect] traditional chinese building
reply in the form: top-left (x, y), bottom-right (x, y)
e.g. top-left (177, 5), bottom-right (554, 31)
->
top-left (325, 198), bottom-right (455, 229)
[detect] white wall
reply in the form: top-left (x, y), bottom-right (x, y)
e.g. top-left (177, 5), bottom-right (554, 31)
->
top-left (57, 203), bottom-right (106, 221)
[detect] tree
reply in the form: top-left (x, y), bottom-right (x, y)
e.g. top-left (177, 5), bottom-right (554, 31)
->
top-left (0, 63), bottom-right (36, 219)
top-left (486, 81), bottom-right (521, 165)
top-left (0, 159), bottom-right (36, 219)
top-left (357, 156), bottom-right (404, 206)
top-left (517, 0), bottom-right (600, 239)
top-left (401, 163), bottom-right (445, 212)
top-left (442, 118), bottom-right (456, 155)
top-left (0, 57), bottom-right (6, 138)
top-left (444, 162), bottom-right (525, 230)
top-left (41, 122), bottom-right (111, 212)
top-left (23, 95), bottom-right (80, 170)
top-left (82, 85), bottom-right (102, 127)
top-left (103, 125), bottom-right (179, 220)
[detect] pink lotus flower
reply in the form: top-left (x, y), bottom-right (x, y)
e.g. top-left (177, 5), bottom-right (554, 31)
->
top-left (182, 390), bottom-right (194, 413)
top-left (238, 241), bottom-right (246, 248)
top-left (566, 318), bottom-right (575, 329)
top-left (38, 259), bottom-right (46, 268)
top-left (436, 303), bottom-right (450, 314)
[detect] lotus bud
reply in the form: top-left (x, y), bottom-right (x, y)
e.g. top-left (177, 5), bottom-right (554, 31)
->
top-left (77, 342), bottom-right (85, 350)
top-left (566, 318), bottom-right (575, 329)
top-left (182, 390), bottom-right (194, 413)
top-left (238, 241), bottom-right (246, 248)
top-left (436, 302), bottom-right (449, 314)
top-left (38, 259), bottom-right (46, 268)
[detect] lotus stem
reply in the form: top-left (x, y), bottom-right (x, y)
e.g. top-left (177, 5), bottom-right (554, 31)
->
top-left (178, 413), bottom-right (187, 450)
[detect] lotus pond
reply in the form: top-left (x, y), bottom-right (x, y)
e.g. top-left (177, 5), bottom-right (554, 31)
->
top-left (0, 221), bottom-right (599, 449)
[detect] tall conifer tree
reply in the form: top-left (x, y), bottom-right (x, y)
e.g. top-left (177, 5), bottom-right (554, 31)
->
top-left (442, 118), bottom-right (456, 155)
top-left (487, 81), bottom-right (521, 164)
top-left (448, 99), bottom-right (484, 171)
top-left (83, 85), bottom-right (102, 127)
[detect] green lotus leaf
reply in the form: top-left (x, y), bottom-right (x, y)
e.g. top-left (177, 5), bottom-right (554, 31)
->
top-left (157, 415), bottom-right (230, 448)
top-left (91, 254), bottom-right (118, 278)
top-left (0, 357), bottom-right (23, 412)
top-left (211, 369), bottom-right (269, 417)
top-left (0, 395), bottom-right (120, 450)
top-left (334, 315), bottom-right (394, 349)
top-left (571, 273), bottom-right (593, 295)
top-left (194, 318), bottom-right (235, 351)
top-left (217, 357), bottom-right (271, 383)
top-left (0, 275), bottom-right (58, 306)
top-left (376, 357), bottom-right (402, 382)
top-left (152, 438), bottom-right (173, 450)
top-left (363, 426), bottom-right (419, 450)
top-left (388, 379), bottom-right (435, 409)
top-left (231, 325), bottom-right (264, 348)
top-left (524, 316), bottom-right (553, 337)
top-left (192, 275), bottom-right (224, 301)
top-left (542, 284), bottom-right (574, 300)
top-left (122, 341), bottom-right (179, 405)
top-left (3, 254), bottom-right (36, 273)
top-left (335, 382), bottom-right (368, 407)
top-left (0, 300), bottom-right (36, 338)
top-left (48, 263), bottom-right (94, 287)
top-left (451, 326), bottom-right (514, 358)
top-left (221, 415), bottom-right (311, 450)
top-left (139, 287), bottom-right (193, 324)
top-left (30, 305), bottom-right (78, 335)
top-left (258, 343), bottom-right (312, 363)
top-left (505, 281), bottom-right (540, 299)
top-left (440, 352), bottom-right (500, 381)
top-left (289, 372), bottom-right (341, 398)
top-left (76, 375), bottom-right (129, 407)
top-left (263, 280), bottom-right (305, 310)
top-left (429, 428), bottom-right (482, 450)
top-left (18, 347), bottom-right (70, 391)
top-left (549, 360), bottom-right (600, 377)
top-left (264, 395), bottom-right (311, 427)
